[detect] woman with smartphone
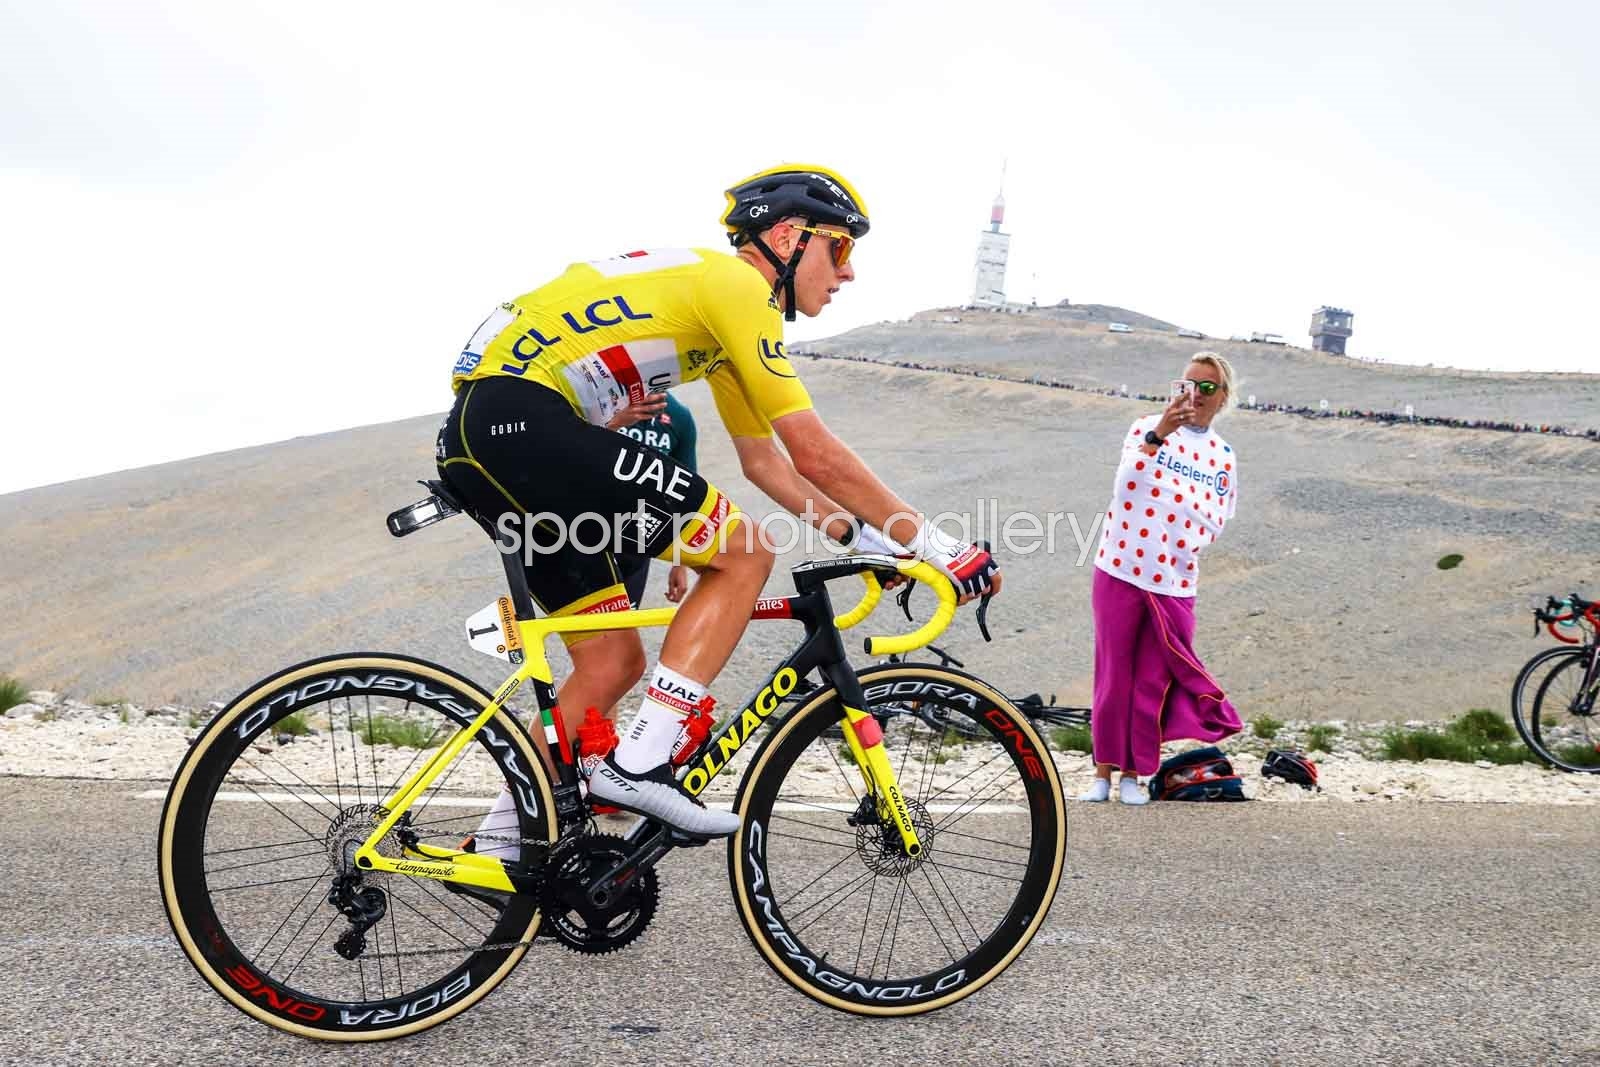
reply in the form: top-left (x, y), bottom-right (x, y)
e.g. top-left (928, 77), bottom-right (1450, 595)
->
top-left (1081, 352), bottom-right (1245, 804)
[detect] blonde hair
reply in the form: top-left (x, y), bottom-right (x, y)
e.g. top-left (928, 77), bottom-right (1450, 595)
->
top-left (1188, 351), bottom-right (1237, 415)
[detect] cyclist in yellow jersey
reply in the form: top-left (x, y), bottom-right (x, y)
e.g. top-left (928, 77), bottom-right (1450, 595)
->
top-left (438, 165), bottom-right (1000, 840)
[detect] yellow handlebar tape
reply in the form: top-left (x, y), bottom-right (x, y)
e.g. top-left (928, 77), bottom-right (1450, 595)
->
top-left (863, 560), bottom-right (958, 657)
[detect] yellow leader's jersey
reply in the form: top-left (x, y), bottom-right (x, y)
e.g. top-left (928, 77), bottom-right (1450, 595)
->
top-left (451, 248), bottom-right (811, 438)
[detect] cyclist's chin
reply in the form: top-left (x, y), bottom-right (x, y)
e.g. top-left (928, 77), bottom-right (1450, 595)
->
top-left (798, 292), bottom-right (831, 318)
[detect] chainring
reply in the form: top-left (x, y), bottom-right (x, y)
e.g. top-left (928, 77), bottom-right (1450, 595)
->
top-left (541, 833), bottom-right (659, 955)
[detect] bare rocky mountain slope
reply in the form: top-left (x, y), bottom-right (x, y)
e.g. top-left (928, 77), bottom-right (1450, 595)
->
top-left (807, 307), bottom-right (1600, 430)
top-left (4, 345), bottom-right (1598, 721)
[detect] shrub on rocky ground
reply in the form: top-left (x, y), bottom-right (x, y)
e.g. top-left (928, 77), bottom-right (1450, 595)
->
top-left (1304, 724), bottom-right (1341, 752)
top-left (0, 676), bottom-right (27, 714)
top-left (1381, 710), bottom-right (1529, 765)
top-left (1051, 724), bottom-right (1093, 753)
top-left (1252, 716), bottom-right (1285, 741)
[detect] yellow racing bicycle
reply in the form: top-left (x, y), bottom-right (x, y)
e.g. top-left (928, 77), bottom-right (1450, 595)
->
top-left (157, 480), bottom-right (1067, 1040)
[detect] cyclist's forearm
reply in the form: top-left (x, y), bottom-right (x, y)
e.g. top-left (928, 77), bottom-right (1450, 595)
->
top-left (791, 438), bottom-right (921, 546)
top-left (741, 451), bottom-right (854, 540)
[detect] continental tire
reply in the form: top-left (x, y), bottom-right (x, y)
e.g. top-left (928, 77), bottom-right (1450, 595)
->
top-left (728, 664), bottom-right (1067, 1015)
top-left (157, 654), bottom-right (557, 1041)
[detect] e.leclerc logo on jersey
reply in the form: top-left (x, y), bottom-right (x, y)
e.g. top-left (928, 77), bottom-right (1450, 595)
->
top-left (757, 337), bottom-right (796, 378)
top-left (1215, 470), bottom-right (1231, 498)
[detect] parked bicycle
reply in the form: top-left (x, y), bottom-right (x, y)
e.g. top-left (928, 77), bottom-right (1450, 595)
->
top-left (808, 643), bottom-right (1090, 742)
top-left (1511, 593), bottom-right (1600, 772)
top-left (157, 479), bottom-right (1067, 1040)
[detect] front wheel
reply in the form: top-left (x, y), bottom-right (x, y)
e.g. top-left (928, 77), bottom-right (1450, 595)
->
top-left (729, 663), bottom-right (1067, 1016)
top-left (157, 653), bottom-right (558, 1041)
top-left (1517, 647), bottom-right (1600, 772)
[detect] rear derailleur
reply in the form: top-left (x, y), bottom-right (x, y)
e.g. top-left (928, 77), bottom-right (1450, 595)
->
top-left (328, 873), bottom-right (387, 960)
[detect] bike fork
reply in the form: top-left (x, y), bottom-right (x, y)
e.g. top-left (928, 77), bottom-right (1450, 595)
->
top-left (826, 668), bottom-right (925, 859)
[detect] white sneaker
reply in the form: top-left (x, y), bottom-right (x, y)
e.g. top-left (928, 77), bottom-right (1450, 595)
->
top-left (586, 754), bottom-right (741, 839)
top-left (1076, 779), bottom-right (1111, 802)
top-left (1119, 776), bottom-right (1149, 806)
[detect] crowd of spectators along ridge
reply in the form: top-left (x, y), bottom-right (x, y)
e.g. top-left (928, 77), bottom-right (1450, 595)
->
top-left (790, 350), bottom-right (1600, 442)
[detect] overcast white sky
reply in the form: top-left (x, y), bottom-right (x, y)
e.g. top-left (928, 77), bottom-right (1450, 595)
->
top-left (2, 0), bottom-right (1596, 493)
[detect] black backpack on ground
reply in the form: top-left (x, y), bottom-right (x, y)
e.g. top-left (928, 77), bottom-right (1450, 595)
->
top-left (1149, 745), bottom-right (1249, 802)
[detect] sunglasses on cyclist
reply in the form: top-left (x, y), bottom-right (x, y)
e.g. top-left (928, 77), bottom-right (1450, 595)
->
top-left (788, 223), bottom-right (855, 269)
top-left (1186, 379), bottom-right (1221, 396)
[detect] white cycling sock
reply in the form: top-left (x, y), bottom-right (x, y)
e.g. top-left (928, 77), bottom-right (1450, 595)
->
top-left (614, 664), bottom-right (707, 775)
top-left (471, 787), bottom-right (521, 859)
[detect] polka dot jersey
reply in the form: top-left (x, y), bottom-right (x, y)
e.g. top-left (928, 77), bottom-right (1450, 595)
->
top-left (1094, 414), bottom-right (1238, 597)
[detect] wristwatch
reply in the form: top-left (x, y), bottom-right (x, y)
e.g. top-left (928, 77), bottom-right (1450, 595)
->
top-left (1144, 429), bottom-right (1166, 447)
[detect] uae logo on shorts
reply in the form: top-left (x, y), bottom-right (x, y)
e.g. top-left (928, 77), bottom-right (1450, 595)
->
top-left (619, 502), bottom-right (671, 552)
top-left (1216, 471), bottom-right (1231, 497)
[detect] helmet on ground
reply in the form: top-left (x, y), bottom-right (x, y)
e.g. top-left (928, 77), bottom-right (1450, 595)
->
top-left (1260, 749), bottom-right (1319, 790)
top-left (721, 164), bottom-right (871, 243)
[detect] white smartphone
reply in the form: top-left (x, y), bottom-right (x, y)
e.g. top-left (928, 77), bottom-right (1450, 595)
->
top-left (1170, 379), bottom-right (1194, 400)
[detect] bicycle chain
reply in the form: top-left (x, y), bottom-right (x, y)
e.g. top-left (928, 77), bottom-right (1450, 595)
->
top-left (347, 828), bottom-right (567, 961)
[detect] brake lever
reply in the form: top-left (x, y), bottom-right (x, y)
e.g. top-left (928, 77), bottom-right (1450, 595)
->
top-left (897, 580), bottom-right (916, 621)
top-left (976, 592), bottom-right (994, 642)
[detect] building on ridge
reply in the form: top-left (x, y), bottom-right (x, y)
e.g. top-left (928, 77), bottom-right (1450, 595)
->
top-left (1310, 306), bottom-right (1354, 355)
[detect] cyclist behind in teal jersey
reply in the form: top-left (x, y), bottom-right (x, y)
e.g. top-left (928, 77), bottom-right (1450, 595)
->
top-left (608, 391), bottom-right (698, 608)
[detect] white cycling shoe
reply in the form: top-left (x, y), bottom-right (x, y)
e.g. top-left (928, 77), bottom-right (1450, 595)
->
top-left (586, 754), bottom-right (741, 839)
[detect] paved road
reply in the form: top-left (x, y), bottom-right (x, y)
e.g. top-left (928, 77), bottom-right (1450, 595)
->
top-left (4, 777), bottom-right (1599, 1066)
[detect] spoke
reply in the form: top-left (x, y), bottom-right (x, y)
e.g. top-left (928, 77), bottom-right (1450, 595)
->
top-left (346, 696), bottom-right (365, 808)
top-left (768, 829), bottom-right (861, 853)
top-left (407, 876), bottom-right (495, 941)
top-left (378, 699), bottom-right (436, 803)
top-left (935, 824), bottom-right (1032, 853)
top-left (920, 749), bottom-right (1015, 811)
top-left (853, 871), bottom-right (880, 974)
top-left (410, 723), bottom-right (472, 828)
top-left (922, 846), bottom-right (1031, 871)
top-left (789, 869), bottom-right (879, 937)
top-left (390, 891), bottom-right (480, 953)
top-left (264, 877), bottom-right (337, 976)
top-left (247, 748), bottom-right (347, 816)
top-left (207, 845), bottom-right (330, 877)
top-left (917, 863), bottom-right (975, 957)
top-left (868, 873), bottom-right (904, 980)
top-left (928, 857), bottom-right (984, 947)
top-left (281, 910), bottom-right (344, 985)
top-left (904, 878), bottom-right (961, 963)
top-left (368, 697), bottom-right (382, 804)
top-left (771, 810), bottom-right (862, 838)
top-left (207, 835), bottom-right (333, 857)
top-left (244, 861), bottom-right (332, 961)
top-left (330, 697), bottom-right (346, 812)
top-left (221, 767), bottom-right (331, 843)
top-left (821, 728), bottom-right (864, 806)
top-left (931, 765), bottom-right (1023, 835)
top-left (777, 849), bottom-right (862, 914)
top-left (387, 885), bottom-right (405, 997)
top-left (211, 869), bottom-right (333, 894)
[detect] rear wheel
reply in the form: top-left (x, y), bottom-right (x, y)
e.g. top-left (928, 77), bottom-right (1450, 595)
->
top-left (729, 664), bottom-right (1067, 1015)
top-left (158, 654), bottom-right (557, 1041)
